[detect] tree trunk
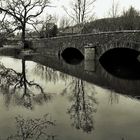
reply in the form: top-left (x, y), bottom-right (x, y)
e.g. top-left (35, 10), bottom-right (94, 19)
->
top-left (22, 59), bottom-right (27, 96)
top-left (21, 23), bottom-right (26, 49)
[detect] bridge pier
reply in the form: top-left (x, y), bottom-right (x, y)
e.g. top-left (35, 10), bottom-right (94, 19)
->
top-left (84, 43), bottom-right (96, 72)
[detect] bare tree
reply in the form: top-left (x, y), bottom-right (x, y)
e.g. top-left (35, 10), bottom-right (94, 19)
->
top-left (28, 14), bottom-right (59, 38)
top-left (63, 0), bottom-right (96, 24)
top-left (39, 15), bottom-right (58, 38)
top-left (0, 0), bottom-right (50, 48)
top-left (59, 17), bottom-right (70, 28)
top-left (109, 0), bottom-right (119, 18)
top-left (0, 13), bottom-right (19, 45)
top-left (107, 0), bottom-right (120, 31)
top-left (121, 6), bottom-right (140, 30)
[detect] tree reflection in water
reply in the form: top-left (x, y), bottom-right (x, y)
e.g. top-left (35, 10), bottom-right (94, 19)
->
top-left (108, 91), bottom-right (120, 105)
top-left (34, 64), bottom-right (69, 84)
top-left (0, 58), bottom-right (52, 109)
top-left (34, 63), bottom-right (98, 133)
top-left (61, 79), bottom-right (98, 133)
top-left (5, 114), bottom-right (56, 140)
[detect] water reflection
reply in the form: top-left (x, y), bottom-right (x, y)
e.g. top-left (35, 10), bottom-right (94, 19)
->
top-left (30, 54), bottom-right (140, 98)
top-left (34, 63), bottom-right (98, 133)
top-left (0, 58), bottom-right (52, 109)
top-left (61, 79), bottom-right (98, 133)
top-left (108, 91), bottom-right (120, 105)
top-left (5, 114), bottom-right (56, 140)
top-left (0, 54), bottom-right (140, 140)
top-left (34, 64), bottom-right (69, 84)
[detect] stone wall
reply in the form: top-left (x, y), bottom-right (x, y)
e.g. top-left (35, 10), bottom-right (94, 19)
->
top-left (30, 31), bottom-right (140, 59)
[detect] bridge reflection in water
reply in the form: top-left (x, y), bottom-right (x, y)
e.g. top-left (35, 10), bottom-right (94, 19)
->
top-left (100, 48), bottom-right (140, 80)
top-left (0, 45), bottom-right (140, 140)
top-left (29, 52), bottom-right (140, 100)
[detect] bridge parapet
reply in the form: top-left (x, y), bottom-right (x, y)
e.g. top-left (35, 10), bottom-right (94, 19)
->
top-left (4, 31), bottom-right (140, 59)
top-left (31, 31), bottom-right (140, 59)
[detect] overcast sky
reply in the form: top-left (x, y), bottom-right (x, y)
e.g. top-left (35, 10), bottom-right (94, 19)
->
top-left (47, 0), bottom-right (140, 20)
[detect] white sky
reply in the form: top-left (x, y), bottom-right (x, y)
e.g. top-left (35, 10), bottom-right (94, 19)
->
top-left (95, 0), bottom-right (140, 17)
top-left (47, 0), bottom-right (140, 20)
top-left (1, 0), bottom-right (139, 30)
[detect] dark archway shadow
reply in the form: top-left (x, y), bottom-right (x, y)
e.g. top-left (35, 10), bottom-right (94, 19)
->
top-left (99, 48), bottom-right (140, 79)
top-left (61, 47), bottom-right (84, 65)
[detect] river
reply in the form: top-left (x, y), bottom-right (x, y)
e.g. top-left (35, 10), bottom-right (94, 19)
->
top-left (0, 51), bottom-right (139, 140)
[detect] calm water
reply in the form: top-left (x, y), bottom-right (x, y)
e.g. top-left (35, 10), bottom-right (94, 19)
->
top-left (0, 54), bottom-right (140, 140)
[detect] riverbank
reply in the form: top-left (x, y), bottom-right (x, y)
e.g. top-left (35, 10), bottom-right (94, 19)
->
top-left (0, 46), bottom-right (21, 56)
top-left (0, 45), bottom-right (36, 58)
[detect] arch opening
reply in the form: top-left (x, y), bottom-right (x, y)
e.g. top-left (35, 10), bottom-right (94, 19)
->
top-left (99, 48), bottom-right (140, 79)
top-left (61, 47), bottom-right (84, 65)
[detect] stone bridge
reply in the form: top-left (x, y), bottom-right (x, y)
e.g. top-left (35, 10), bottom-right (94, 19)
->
top-left (4, 31), bottom-right (140, 60)
top-left (31, 30), bottom-right (140, 60)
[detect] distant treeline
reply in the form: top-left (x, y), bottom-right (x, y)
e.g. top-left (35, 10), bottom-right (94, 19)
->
top-left (26, 23), bottom-right (58, 38)
top-left (82, 6), bottom-right (140, 33)
top-left (12, 6), bottom-right (140, 39)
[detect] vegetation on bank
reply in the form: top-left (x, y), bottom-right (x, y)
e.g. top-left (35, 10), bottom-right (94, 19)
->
top-left (82, 6), bottom-right (140, 33)
top-left (24, 6), bottom-right (140, 38)
top-left (30, 6), bottom-right (140, 36)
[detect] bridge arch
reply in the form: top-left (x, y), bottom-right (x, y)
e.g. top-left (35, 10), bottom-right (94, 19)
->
top-left (99, 47), bottom-right (140, 79)
top-left (61, 47), bottom-right (84, 64)
top-left (97, 41), bottom-right (140, 59)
